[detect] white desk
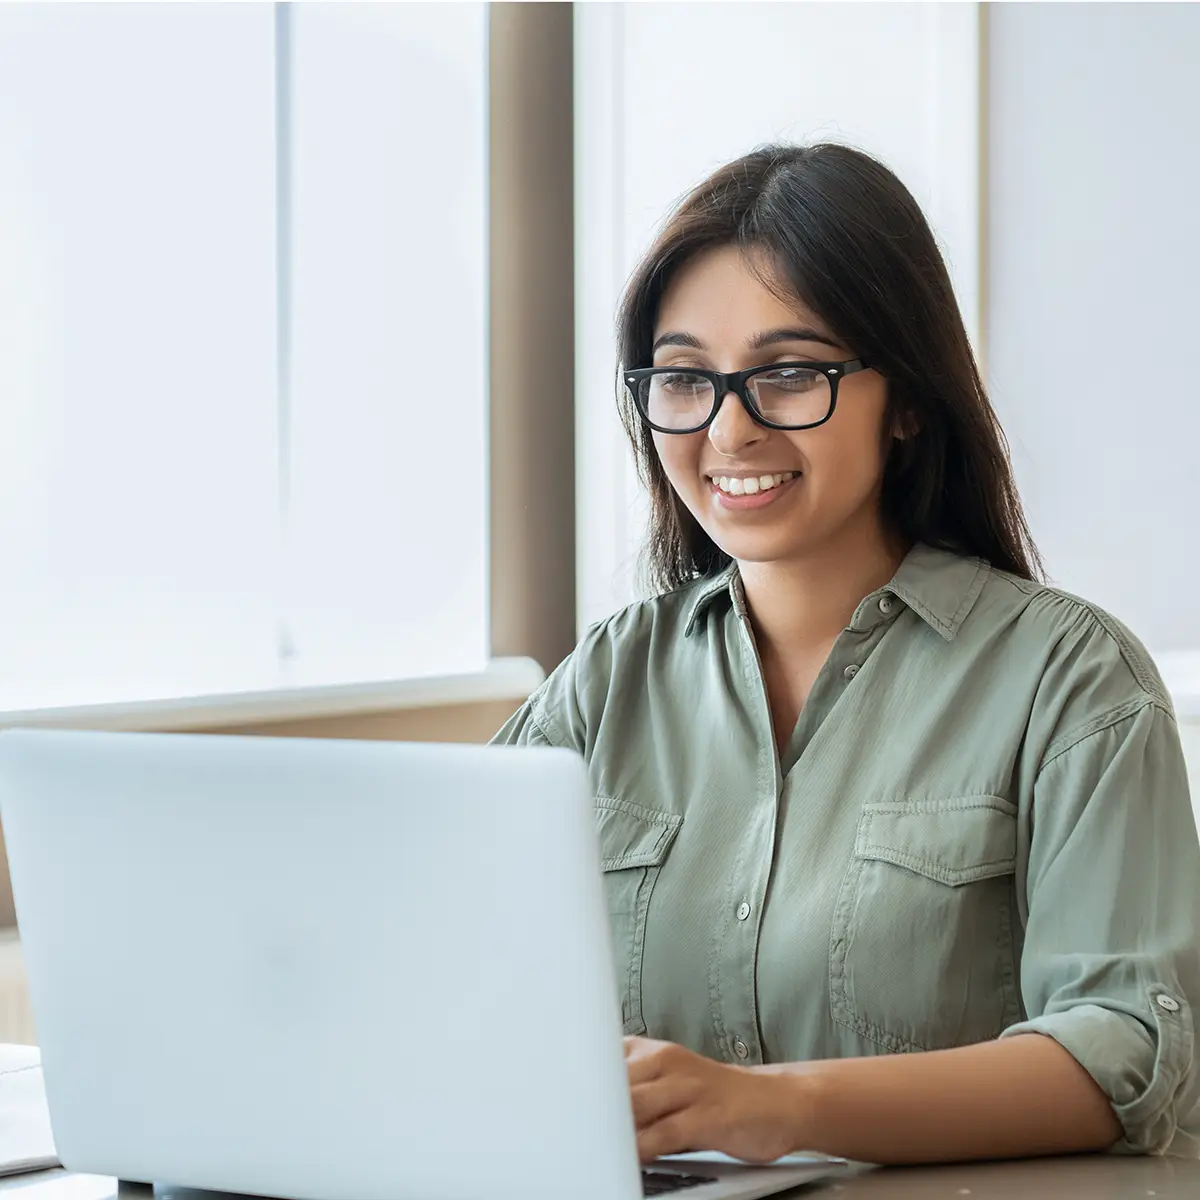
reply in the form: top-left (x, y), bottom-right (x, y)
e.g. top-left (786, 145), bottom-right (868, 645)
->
top-left (3, 1154), bottom-right (1200, 1200)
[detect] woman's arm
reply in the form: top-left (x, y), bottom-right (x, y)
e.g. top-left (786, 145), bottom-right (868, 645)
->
top-left (627, 1033), bottom-right (1120, 1165)
top-left (761, 1034), bottom-right (1121, 1163)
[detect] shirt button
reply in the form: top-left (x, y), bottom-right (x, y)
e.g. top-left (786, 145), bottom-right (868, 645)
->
top-left (733, 1039), bottom-right (750, 1060)
top-left (736, 901), bottom-right (751, 921)
top-left (843, 664), bottom-right (859, 680)
top-left (879, 596), bottom-right (895, 614)
top-left (1156, 994), bottom-right (1181, 1013)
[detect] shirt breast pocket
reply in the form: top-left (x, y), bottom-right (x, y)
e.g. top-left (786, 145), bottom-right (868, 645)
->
top-left (595, 797), bottom-right (682, 1036)
top-left (829, 794), bottom-right (1022, 1053)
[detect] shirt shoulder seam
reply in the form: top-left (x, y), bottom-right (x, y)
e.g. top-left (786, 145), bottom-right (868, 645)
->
top-left (1028, 584), bottom-right (1171, 707)
top-left (1063, 593), bottom-right (1167, 702)
top-left (1038, 695), bottom-right (1174, 775)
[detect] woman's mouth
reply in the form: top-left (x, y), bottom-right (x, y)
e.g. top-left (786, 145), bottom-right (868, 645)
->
top-left (706, 470), bottom-right (799, 509)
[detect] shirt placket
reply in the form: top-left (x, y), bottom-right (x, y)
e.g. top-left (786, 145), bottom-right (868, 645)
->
top-left (780, 591), bottom-right (901, 776)
top-left (712, 587), bottom-right (903, 1064)
top-left (709, 603), bottom-right (781, 1066)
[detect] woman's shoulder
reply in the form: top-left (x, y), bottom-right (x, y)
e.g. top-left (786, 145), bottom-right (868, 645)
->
top-left (579, 571), bottom-right (731, 656)
top-left (522, 574), bottom-right (726, 747)
top-left (977, 562), bottom-right (1175, 750)
top-left (988, 564), bottom-right (1166, 689)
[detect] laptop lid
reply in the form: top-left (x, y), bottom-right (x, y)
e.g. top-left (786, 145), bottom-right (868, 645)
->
top-left (0, 729), bottom-right (641, 1200)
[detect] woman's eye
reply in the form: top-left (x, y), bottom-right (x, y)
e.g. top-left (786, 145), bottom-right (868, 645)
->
top-left (661, 373), bottom-right (705, 393)
top-left (760, 368), bottom-right (821, 392)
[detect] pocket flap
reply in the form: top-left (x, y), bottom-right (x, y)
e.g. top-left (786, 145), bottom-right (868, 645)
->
top-left (854, 795), bottom-right (1017, 886)
top-left (596, 797), bottom-right (682, 871)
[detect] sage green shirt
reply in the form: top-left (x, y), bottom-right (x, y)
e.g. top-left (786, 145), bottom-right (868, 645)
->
top-left (491, 544), bottom-right (1200, 1155)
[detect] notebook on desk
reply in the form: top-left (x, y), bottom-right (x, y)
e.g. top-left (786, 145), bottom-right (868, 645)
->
top-left (0, 1044), bottom-right (58, 1176)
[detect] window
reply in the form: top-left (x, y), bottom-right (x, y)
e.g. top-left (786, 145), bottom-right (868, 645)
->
top-left (0, 2), bottom-right (488, 710)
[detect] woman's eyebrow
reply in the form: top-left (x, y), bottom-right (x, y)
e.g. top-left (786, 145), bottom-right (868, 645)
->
top-left (650, 327), bottom-right (841, 355)
top-left (747, 327), bottom-right (840, 350)
top-left (651, 332), bottom-right (703, 353)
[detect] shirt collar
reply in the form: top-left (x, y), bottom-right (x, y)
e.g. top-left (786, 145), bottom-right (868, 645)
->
top-left (683, 544), bottom-right (989, 640)
top-left (882, 543), bottom-right (989, 641)
top-left (683, 562), bottom-right (741, 636)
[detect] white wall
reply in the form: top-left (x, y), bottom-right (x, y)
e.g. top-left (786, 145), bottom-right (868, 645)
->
top-left (574, 2), bottom-right (983, 630)
top-left (987, 3), bottom-right (1200, 653)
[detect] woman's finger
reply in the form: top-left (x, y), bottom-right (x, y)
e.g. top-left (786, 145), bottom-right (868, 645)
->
top-left (636, 1110), bottom-right (695, 1163)
top-left (629, 1074), bottom-right (696, 1129)
top-left (624, 1038), bottom-right (671, 1086)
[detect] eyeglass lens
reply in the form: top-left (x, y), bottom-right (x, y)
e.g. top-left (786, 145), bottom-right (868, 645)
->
top-left (637, 366), bottom-right (832, 431)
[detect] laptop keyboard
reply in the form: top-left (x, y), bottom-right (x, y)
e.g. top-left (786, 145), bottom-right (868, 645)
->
top-left (641, 1170), bottom-right (719, 1195)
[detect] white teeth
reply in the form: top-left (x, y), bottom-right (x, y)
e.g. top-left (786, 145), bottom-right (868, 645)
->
top-left (711, 471), bottom-right (796, 496)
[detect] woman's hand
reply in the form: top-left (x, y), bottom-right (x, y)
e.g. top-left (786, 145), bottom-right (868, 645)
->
top-left (625, 1036), bottom-right (809, 1164)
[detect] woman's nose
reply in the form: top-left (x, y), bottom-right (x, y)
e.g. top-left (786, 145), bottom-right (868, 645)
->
top-left (707, 391), bottom-right (767, 457)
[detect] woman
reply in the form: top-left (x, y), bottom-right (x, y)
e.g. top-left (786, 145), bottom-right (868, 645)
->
top-left (493, 143), bottom-right (1200, 1164)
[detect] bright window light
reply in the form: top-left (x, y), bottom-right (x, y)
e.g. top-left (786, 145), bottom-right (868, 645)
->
top-left (0, 2), bottom-right (488, 710)
top-left (284, 2), bottom-right (488, 685)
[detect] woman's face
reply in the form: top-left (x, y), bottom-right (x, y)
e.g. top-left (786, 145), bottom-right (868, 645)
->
top-left (650, 244), bottom-right (894, 569)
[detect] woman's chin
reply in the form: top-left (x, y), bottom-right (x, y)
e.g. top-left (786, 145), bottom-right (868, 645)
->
top-left (704, 528), bottom-right (811, 567)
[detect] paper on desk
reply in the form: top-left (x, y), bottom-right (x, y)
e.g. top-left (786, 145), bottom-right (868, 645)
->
top-left (661, 1151), bottom-right (846, 1168)
top-left (0, 1044), bottom-right (59, 1176)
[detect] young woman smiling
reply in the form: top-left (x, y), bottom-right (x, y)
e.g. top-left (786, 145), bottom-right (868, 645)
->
top-left (493, 144), bottom-right (1200, 1164)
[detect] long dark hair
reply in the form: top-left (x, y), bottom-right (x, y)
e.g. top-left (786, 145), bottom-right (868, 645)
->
top-left (616, 142), bottom-right (1043, 593)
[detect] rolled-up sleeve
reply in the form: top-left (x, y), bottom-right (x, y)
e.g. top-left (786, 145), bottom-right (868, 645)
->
top-left (1000, 701), bottom-right (1200, 1155)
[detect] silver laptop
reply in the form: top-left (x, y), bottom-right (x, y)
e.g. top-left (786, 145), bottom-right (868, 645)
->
top-left (0, 729), bottom-right (845, 1200)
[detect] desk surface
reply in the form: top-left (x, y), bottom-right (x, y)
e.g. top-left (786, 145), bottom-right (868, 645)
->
top-left (3, 1156), bottom-right (1199, 1200)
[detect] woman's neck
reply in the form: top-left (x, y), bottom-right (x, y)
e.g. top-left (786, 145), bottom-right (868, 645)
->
top-left (737, 525), bottom-right (908, 666)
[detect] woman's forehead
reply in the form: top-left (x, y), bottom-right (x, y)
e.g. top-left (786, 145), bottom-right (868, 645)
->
top-left (654, 246), bottom-right (831, 345)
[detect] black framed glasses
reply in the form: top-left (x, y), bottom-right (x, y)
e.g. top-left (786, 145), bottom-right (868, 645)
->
top-left (624, 359), bottom-right (870, 434)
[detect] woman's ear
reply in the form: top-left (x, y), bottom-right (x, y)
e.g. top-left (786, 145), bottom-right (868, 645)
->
top-left (890, 406), bottom-right (920, 442)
